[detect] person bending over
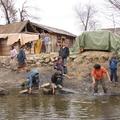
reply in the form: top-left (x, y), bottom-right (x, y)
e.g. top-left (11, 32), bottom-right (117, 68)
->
top-left (26, 68), bottom-right (40, 94)
top-left (51, 71), bottom-right (63, 94)
top-left (91, 64), bottom-right (111, 94)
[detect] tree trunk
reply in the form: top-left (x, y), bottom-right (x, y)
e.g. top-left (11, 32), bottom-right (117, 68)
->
top-left (84, 7), bottom-right (90, 31)
top-left (0, 0), bottom-right (10, 24)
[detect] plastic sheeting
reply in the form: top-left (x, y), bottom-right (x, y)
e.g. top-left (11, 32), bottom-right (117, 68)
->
top-left (0, 33), bottom-right (39, 45)
top-left (72, 31), bottom-right (120, 52)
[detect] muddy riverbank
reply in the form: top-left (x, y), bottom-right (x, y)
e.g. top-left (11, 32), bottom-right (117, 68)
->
top-left (1, 52), bottom-right (120, 120)
top-left (0, 51), bottom-right (120, 95)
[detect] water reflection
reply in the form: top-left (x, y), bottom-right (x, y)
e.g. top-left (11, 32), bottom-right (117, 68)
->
top-left (91, 96), bottom-right (120, 120)
top-left (0, 90), bottom-right (120, 120)
top-left (50, 95), bottom-right (70, 118)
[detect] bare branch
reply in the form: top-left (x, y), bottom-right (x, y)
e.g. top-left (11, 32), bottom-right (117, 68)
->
top-left (104, 0), bottom-right (120, 31)
top-left (0, 0), bottom-right (17, 24)
top-left (75, 3), bottom-right (97, 31)
top-left (19, 0), bottom-right (41, 22)
top-left (109, 0), bottom-right (120, 11)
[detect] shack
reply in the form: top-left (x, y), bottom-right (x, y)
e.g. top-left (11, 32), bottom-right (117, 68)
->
top-left (0, 20), bottom-right (76, 56)
top-left (0, 33), bottom-right (39, 55)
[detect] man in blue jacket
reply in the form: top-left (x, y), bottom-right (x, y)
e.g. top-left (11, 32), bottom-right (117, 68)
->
top-left (109, 56), bottom-right (119, 83)
top-left (26, 68), bottom-right (40, 93)
top-left (17, 45), bottom-right (26, 70)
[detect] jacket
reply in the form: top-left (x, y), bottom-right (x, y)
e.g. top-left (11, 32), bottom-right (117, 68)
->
top-left (59, 47), bottom-right (69, 59)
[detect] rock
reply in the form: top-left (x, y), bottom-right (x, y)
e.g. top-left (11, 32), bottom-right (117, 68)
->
top-left (50, 57), bottom-right (55, 62)
top-left (44, 58), bottom-right (50, 63)
top-left (42, 88), bottom-right (53, 95)
top-left (49, 62), bottom-right (54, 66)
top-left (36, 61), bottom-right (40, 65)
top-left (0, 87), bottom-right (9, 95)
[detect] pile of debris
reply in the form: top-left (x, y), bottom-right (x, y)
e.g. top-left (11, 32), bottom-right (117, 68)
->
top-left (0, 56), bottom-right (11, 69)
top-left (0, 51), bottom-right (113, 70)
top-left (26, 52), bottom-right (58, 67)
top-left (0, 52), bottom-right (59, 69)
top-left (69, 51), bottom-right (112, 64)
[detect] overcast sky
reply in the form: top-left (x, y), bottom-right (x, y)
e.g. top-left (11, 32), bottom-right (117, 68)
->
top-left (1, 0), bottom-right (119, 35)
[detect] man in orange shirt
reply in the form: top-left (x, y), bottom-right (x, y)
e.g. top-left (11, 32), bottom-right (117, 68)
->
top-left (91, 64), bottom-right (111, 94)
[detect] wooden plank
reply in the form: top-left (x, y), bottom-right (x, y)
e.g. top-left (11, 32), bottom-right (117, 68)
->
top-left (19, 89), bottom-right (28, 94)
top-left (41, 83), bottom-right (50, 88)
top-left (59, 87), bottom-right (78, 94)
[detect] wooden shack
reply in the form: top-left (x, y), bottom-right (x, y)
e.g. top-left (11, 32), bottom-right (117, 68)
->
top-left (0, 20), bottom-right (76, 56)
top-left (0, 38), bottom-right (8, 56)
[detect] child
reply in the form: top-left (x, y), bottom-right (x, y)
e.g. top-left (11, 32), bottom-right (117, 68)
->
top-left (10, 46), bottom-right (17, 70)
top-left (54, 57), bottom-right (64, 74)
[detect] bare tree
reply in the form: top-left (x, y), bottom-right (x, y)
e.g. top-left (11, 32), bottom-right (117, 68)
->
top-left (103, 0), bottom-right (120, 31)
top-left (108, 0), bottom-right (120, 11)
top-left (18, 0), bottom-right (29, 22)
top-left (18, 0), bottom-right (40, 22)
top-left (0, 0), bottom-right (17, 24)
top-left (75, 3), bottom-right (97, 31)
top-left (0, 0), bottom-right (40, 24)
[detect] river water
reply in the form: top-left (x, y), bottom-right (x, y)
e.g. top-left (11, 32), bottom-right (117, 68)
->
top-left (0, 89), bottom-right (120, 120)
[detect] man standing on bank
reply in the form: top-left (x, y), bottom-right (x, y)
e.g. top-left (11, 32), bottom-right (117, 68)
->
top-left (109, 55), bottom-right (119, 83)
top-left (59, 39), bottom-right (69, 74)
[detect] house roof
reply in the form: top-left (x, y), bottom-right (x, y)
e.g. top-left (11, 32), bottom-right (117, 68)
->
top-left (0, 20), bottom-right (76, 37)
top-left (32, 22), bottom-right (76, 37)
top-left (0, 21), bottom-right (28, 33)
top-left (102, 28), bottom-right (120, 35)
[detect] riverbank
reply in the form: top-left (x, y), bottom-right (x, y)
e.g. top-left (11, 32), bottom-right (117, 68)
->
top-left (0, 51), bottom-right (120, 94)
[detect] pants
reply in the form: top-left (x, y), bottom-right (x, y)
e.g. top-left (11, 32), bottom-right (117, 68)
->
top-left (94, 79), bottom-right (107, 93)
top-left (45, 44), bottom-right (50, 53)
top-left (63, 58), bottom-right (68, 74)
top-left (63, 66), bottom-right (67, 74)
top-left (110, 69), bottom-right (118, 82)
top-left (63, 58), bottom-right (67, 65)
top-left (10, 58), bottom-right (17, 70)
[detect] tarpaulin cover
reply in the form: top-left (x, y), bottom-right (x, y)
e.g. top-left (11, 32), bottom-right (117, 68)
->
top-left (0, 33), bottom-right (39, 45)
top-left (72, 31), bottom-right (120, 53)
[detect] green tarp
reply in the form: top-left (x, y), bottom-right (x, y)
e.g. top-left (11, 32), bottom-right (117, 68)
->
top-left (72, 31), bottom-right (120, 53)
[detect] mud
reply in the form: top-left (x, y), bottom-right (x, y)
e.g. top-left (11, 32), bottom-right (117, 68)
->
top-left (0, 51), bottom-right (120, 95)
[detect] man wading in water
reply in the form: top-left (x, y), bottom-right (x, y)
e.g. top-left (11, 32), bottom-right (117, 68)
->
top-left (91, 64), bottom-right (111, 94)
